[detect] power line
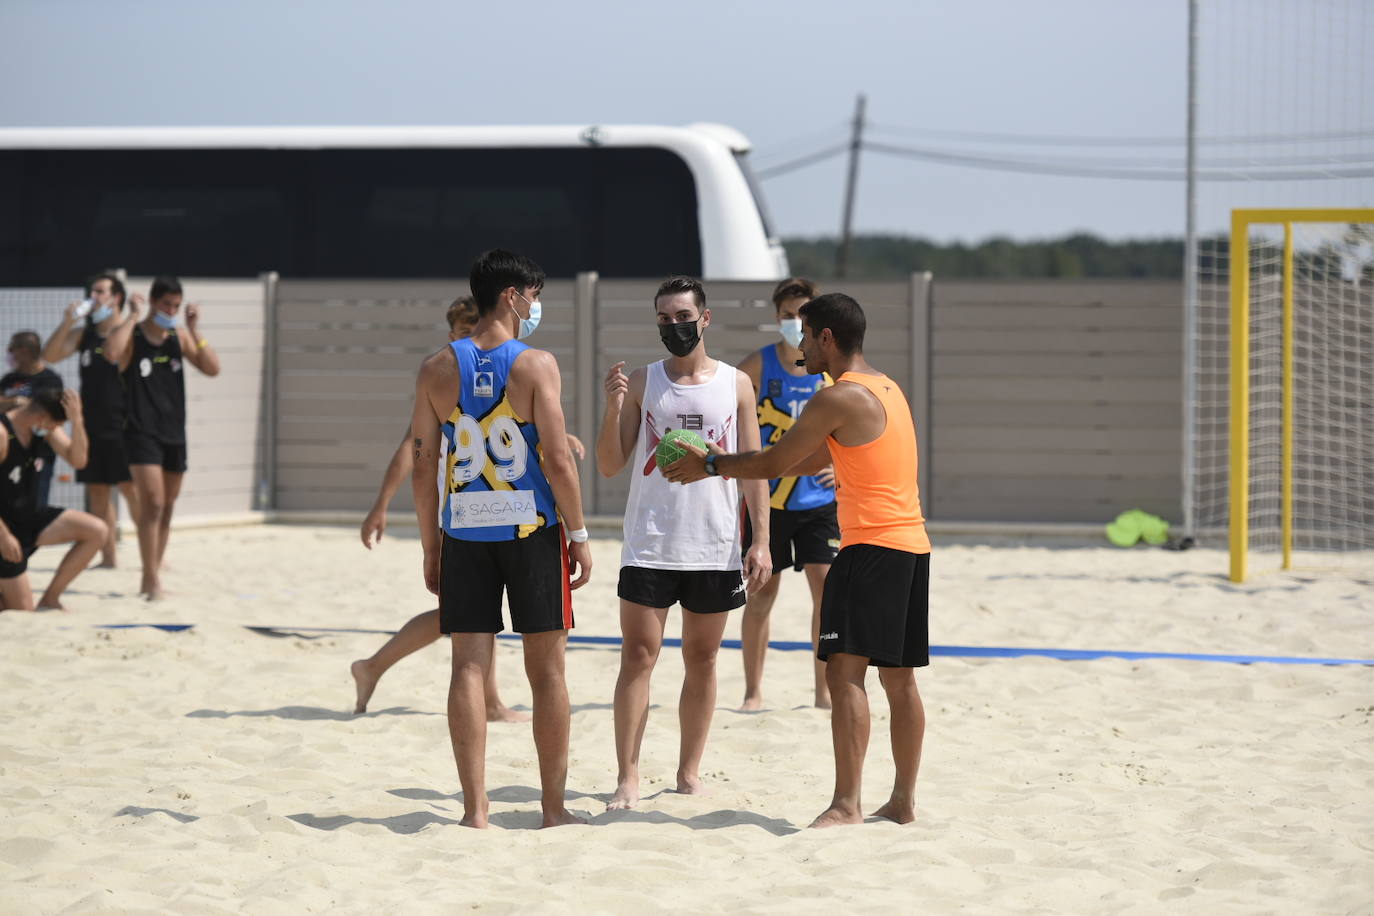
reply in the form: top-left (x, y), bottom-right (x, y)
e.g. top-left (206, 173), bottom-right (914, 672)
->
top-left (862, 140), bottom-right (1374, 181)
top-left (866, 122), bottom-right (1374, 147)
top-left (753, 143), bottom-right (849, 179)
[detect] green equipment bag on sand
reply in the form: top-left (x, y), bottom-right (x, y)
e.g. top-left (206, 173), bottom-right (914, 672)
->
top-left (1105, 509), bottom-right (1170, 547)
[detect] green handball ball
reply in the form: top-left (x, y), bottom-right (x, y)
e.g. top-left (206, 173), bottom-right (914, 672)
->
top-left (656, 429), bottom-right (707, 469)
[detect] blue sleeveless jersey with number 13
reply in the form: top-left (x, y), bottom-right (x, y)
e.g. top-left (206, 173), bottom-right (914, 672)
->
top-left (757, 345), bottom-right (835, 511)
top-left (439, 338), bottom-right (558, 542)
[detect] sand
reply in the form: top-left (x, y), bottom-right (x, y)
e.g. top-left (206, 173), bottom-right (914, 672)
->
top-left (1, 524), bottom-right (1371, 914)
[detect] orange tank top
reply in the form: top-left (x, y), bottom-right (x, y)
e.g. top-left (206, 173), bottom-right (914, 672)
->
top-left (826, 372), bottom-right (931, 554)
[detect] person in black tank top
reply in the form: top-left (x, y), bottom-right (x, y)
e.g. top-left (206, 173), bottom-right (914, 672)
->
top-left (1, 330), bottom-right (64, 509)
top-left (0, 390), bottom-right (109, 611)
top-left (42, 273), bottom-right (144, 568)
top-left (105, 275), bottom-right (220, 601)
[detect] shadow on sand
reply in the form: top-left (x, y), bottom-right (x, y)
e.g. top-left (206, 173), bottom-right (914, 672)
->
top-left (185, 706), bottom-right (439, 721)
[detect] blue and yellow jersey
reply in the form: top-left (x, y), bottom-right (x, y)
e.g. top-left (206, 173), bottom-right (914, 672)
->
top-left (756, 344), bottom-right (835, 511)
top-left (439, 338), bottom-right (558, 542)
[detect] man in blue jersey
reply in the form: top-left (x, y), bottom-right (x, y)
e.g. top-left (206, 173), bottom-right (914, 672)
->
top-left (736, 278), bottom-right (838, 710)
top-left (411, 249), bottom-right (592, 830)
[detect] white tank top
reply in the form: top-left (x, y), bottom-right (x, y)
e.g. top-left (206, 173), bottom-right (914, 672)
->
top-left (621, 359), bottom-right (741, 571)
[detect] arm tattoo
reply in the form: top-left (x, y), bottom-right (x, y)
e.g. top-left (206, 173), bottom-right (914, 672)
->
top-left (413, 437), bottom-right (423, 461)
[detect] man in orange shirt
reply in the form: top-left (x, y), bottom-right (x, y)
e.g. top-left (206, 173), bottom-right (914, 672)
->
top-left (663, 292), bottom-right (929, 829)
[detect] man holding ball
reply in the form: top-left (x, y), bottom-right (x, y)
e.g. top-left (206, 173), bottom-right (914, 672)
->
top-left (595, 276), bottom-right (771, 811)
top-left (662, 293), bottom-right (930, 830)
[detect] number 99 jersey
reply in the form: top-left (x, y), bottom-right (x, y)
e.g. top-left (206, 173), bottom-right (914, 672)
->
top-left (438, 337), bottom-right (559, 542)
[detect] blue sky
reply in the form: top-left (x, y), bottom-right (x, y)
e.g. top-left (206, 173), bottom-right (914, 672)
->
top-left (3, 0), bottom-right (1368, 241)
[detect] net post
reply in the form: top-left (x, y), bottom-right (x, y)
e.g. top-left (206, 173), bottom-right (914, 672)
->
top-left (1281, 223), bottom-right (1294, 571)
top-left (1229, 211), bottom-right (1250, 583)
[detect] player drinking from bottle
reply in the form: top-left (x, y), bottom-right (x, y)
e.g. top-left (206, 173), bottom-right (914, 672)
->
top-left (662, 293), bottom-right (930, 829)
top-left (42, 273), bottom-right (144, 568)
top-left (595, 276), bottom-right (771, 811)
top-left (737, 277), bottom-right (838, 710)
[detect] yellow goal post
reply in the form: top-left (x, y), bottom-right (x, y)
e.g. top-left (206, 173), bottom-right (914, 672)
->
top-left (1229, 208), bottom-right (1374, 582)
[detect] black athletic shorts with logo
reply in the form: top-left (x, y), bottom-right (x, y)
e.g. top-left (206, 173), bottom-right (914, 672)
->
top-left (439, 524), bottom-right (573, 635)
top-left (817, 545), bottom-right (930, 668)
top-left (0, 506), bottom-right (66, 578)
top-left (125, 431), bottom-right (187, 473)
top-left (76, 436), bottom-right (133, 485)
top-left (617, 566), bottom-right (747, 614)
top-left (742, 502), bottom-right (840, 573)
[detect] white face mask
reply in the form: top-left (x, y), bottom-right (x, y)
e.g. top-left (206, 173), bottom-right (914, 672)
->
top-left (779, 318), bottom-right (804, 348)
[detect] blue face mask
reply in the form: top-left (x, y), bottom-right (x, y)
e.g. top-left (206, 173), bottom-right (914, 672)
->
top-left (779, 318), bottom-right (804, 349)
top-left (153, 311), bottom-right (180, 331)
top-left (90, 304), bottom-right (115, 324)
top-left (510, 292), bottom-right (542, 340)
top-left (33, 427), bottom-right (48, 438)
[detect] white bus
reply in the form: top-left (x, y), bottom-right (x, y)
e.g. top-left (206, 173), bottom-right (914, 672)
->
top-left (0, 123), bottom-right (788, 283)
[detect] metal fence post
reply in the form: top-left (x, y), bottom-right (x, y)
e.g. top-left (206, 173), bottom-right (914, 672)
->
top-left (574, 271), bottom-right (599, 515)
top-left (909, 271), bottom-right (933, 516)
top-left (258, 271), bottom-right (279, 512)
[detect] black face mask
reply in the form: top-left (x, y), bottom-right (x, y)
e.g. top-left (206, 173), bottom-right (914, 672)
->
top-left (658, 319), bottom-right (701, 358)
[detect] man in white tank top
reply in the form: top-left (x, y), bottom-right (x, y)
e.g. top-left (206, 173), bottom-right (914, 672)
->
top-left (595, 276), bottom-right (772, 811)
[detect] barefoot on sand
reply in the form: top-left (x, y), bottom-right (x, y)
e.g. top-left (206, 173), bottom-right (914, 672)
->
top-left (350, 660), bottom-right (378, 715)
top-left (809, 805), bottom-right (864, 829)
top-left (674, 773), bottom-right (709, 795)
top-left (606, 782), bottom-right (639, 811)
top-left (541, 808), bottom-right (587, 828)
top-left (870, 799), bottom-right (916, 825)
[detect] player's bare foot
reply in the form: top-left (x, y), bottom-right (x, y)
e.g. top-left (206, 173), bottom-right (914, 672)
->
top-left (739, 694), bottom-right (764, 712)
top-left (140, 579), bottom-right (165, 601)
top-left (541, 807), bottom-right (587, 828)
top-left (486, 704), bottom-right (531, 724)
top-left (458, 811), bottom-right (490, 829)
top-left (809, 804), bottom-right (863, 829)
top-left (814, 694), bottom-right (832, 710)
top-left (35, 600), bottom-right (69, 613)
top-left (606, 780), bottom-right (639, 810)
top-left (674, 772), bottom-right (709, 795)
top-left (351, 660), bottom-right (379, 714)
top-left (870, 798), bottom-right (916, 824)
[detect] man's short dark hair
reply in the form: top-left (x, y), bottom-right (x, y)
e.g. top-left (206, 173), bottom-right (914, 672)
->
top-left (85, 272), bottom-right (127, 308)
top-left (799, 293), bottom-right (866, 355)
top-left (150, 275), bottom-right (182, 302)
top-left (8, 331), bottom-right (41, 358)
top-left (446, 296), bottom-right (478, 329)
top-left (654, 276), bottom-right (706, 313)
top-left (469, 249), bottom-right (545, 315)
top-left (30, 389), bottom-right (66, 422)
top-left (771, 277), bottom-right (820, 309)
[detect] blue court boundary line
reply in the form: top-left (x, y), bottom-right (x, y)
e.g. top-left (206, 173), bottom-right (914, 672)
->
top-left (91, 624), bottom-right (1374, 667)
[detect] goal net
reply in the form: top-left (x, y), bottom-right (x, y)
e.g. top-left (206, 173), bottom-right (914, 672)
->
top-left (1226, 212), bottom-right (1374, 580)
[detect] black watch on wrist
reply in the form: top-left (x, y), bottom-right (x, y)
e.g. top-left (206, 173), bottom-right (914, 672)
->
top-left (704, 454), bottom-right (720, 477)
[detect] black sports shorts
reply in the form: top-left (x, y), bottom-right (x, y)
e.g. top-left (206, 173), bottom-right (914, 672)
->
top-left (742, 502), bottom-right (840, 573)
top-left (817, 545), bottom-right (929, 668)
top-left (439, 524), bottom-right (573, 635)
top-left (125, 431), bottom-right (187, 474)
top-left (617, 566), bottom-right (746, 614)
top-left (0, 506), bottom-right (66, 578)
top-left (76, 436), bottom-right (133, 485)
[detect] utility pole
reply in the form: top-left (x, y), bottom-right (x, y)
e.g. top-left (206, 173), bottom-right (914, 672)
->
top-left (836, 93), bottom-right (867, 278)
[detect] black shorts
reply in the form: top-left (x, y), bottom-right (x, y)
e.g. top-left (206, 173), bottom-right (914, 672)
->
top-left (617, 566), bottom-right (746, 614)
top-left (125, 431), bottom-right (187, 473)
top-left (439, 524), bottom-right (573, 635)
top-left (818, 545), bottom-right (930, 668)
top-left (742, 502), bottom-right (840, 573)
top-left (0, 506), bottom-right (66, 578)
top-left (76, 436), bottom-right (133, 485)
